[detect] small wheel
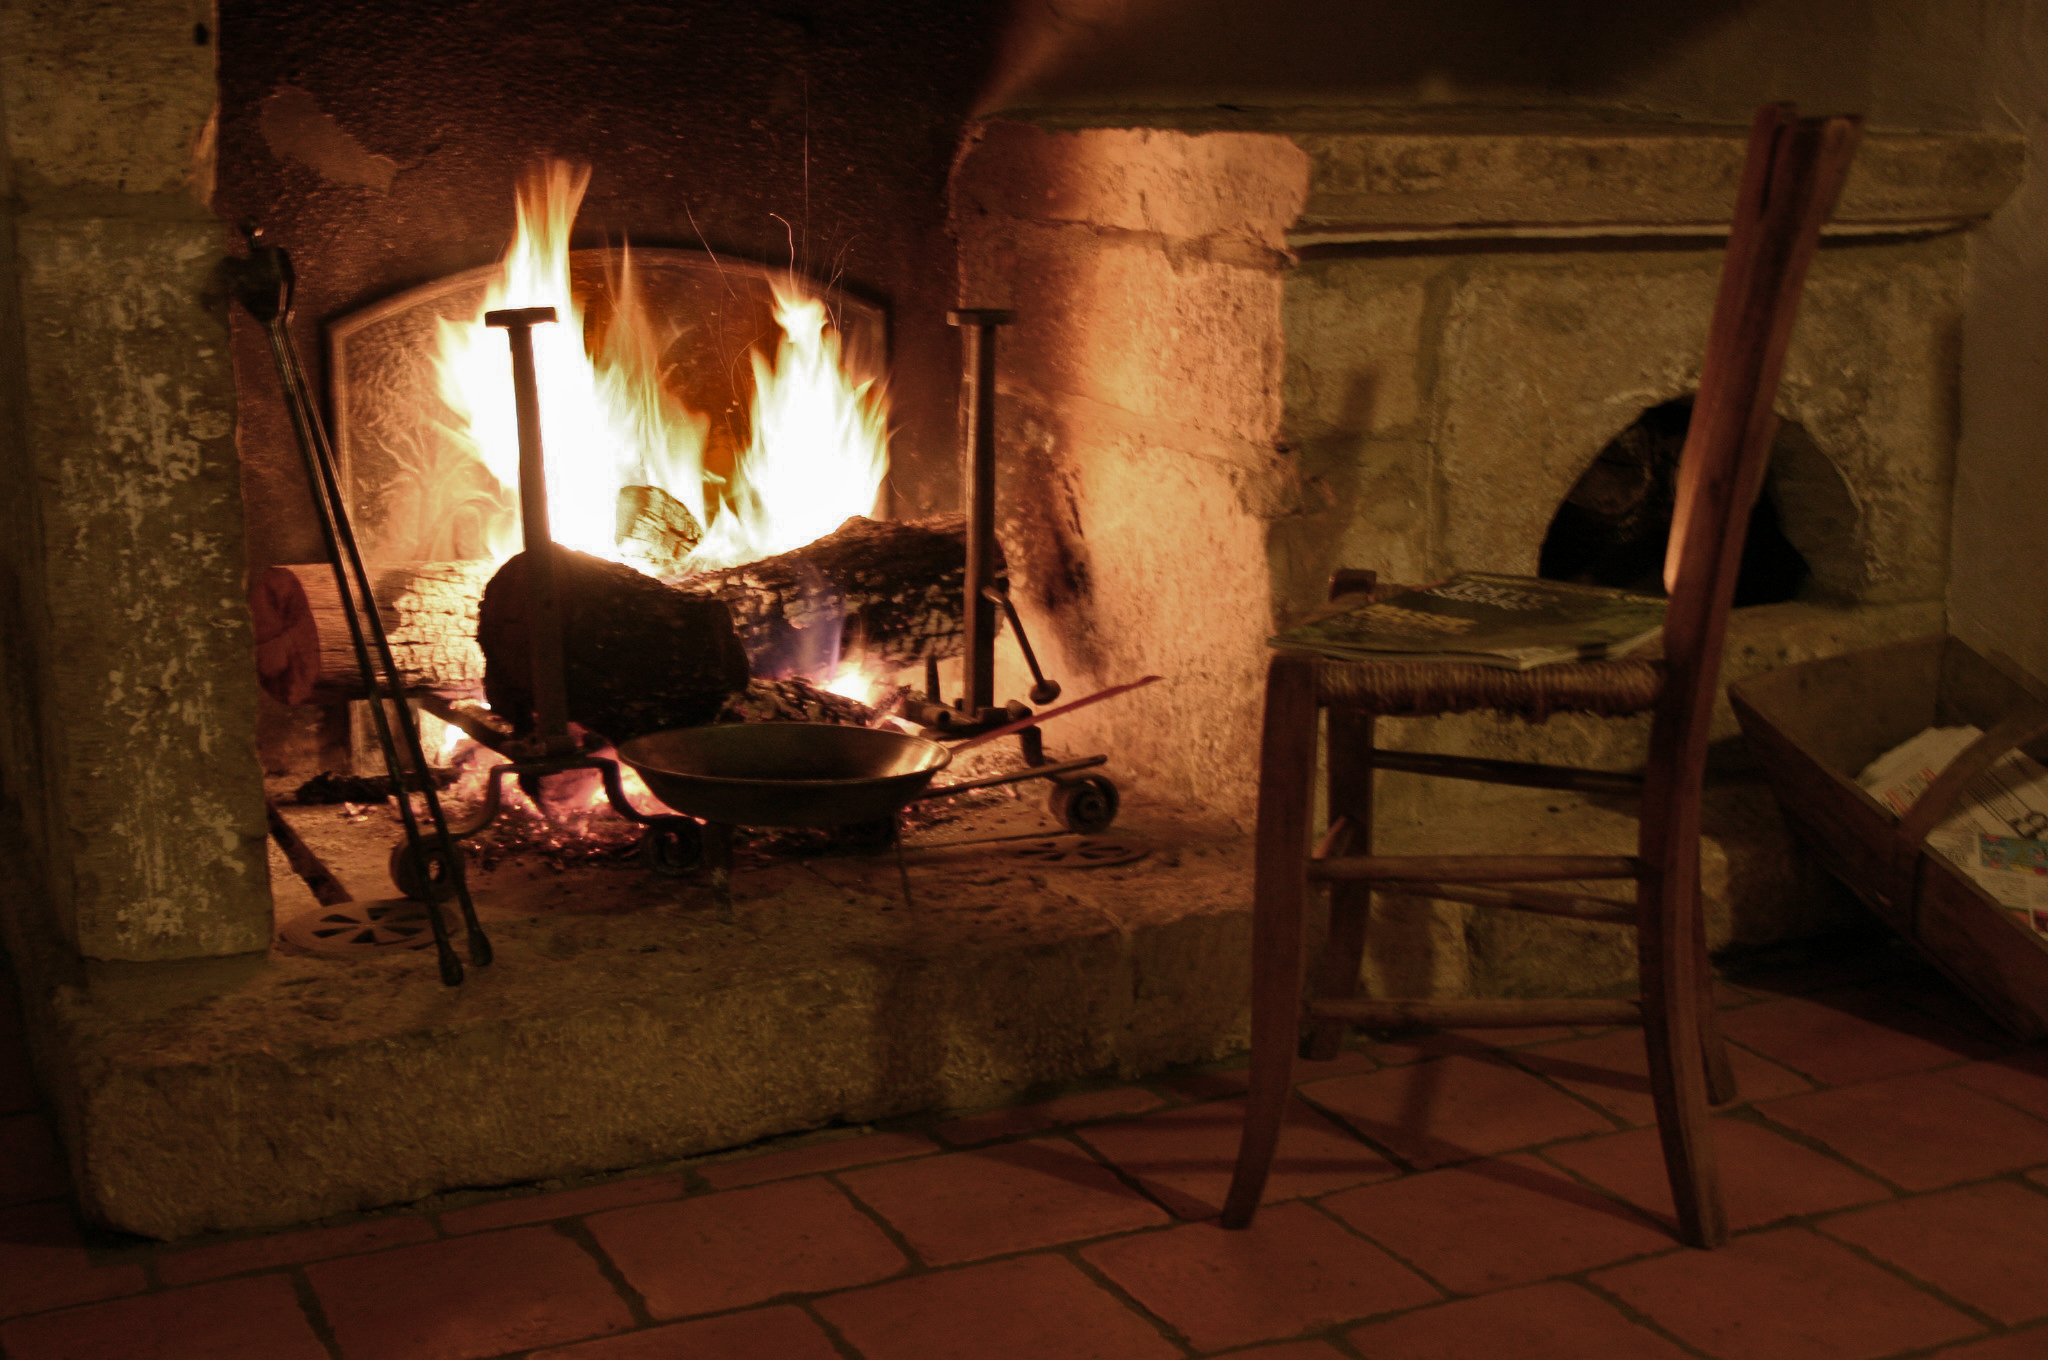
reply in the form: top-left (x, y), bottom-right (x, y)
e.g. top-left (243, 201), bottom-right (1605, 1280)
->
top-left (641, 816), bottom-right (703, 876)
top-left (1049, 776), bottom-right (1119, 835)
top-left (389, 835), bottom-right (461, 902)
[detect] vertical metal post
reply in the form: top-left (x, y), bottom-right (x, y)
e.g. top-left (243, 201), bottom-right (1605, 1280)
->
top-left (486, 306), bottom-right (574, 756)
top-left (948, 308), bottom-right (1010, 717)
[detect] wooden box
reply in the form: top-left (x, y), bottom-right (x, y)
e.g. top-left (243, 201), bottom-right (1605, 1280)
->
top-left (1729, 635), bottom-right (2048, 1039)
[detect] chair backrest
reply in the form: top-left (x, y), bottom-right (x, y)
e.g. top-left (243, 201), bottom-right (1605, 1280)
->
top-left (1642, 105), bottom-right (1863, 855)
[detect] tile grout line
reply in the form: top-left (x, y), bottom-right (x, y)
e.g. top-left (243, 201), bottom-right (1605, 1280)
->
top-left (545, 1216), bottom-right (660, 1332)
top-left (285, 1264), bottom-right (349, 1360)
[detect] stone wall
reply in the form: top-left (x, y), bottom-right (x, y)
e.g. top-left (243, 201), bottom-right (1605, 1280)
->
top-left (0, 0), bottom-right (270, 962)
top-left (951, 120), bottom-right (1309, 814)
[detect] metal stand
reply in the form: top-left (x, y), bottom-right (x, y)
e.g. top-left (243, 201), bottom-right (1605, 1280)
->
top-left (906, 309), bottom-right (1122, 835)
top-left (417, 308), bottom-right (703, 882)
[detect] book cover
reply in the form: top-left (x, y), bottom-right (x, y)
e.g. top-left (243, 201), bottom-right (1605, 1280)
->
top-left (1270, 572), bottom-right (1667, 671)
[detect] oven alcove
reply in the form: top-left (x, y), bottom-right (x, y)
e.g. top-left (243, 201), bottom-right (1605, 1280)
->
top-left (1537, 395), bottom-right (1836, 609)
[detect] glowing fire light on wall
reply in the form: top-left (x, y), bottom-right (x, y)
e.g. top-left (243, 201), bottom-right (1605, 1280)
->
top-left (433, 162), bottom-right (890, 575)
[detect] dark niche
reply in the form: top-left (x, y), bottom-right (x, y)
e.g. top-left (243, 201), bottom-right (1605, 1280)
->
top-left (1536, 396), bottom-right (1809, 607)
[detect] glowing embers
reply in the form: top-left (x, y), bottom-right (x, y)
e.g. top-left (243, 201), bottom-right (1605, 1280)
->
top-left (432, 161), bottom-right (889, 574)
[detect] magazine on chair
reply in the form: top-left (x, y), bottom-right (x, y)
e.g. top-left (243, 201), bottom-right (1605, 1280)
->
top-left (1270, 572), bottom-right (1667, 671)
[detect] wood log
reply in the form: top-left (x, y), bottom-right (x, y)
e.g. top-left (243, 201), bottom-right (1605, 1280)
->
top-left (478, 546), bottom-right (751, 744)
top-left (250, 561), bottom-right (494, 705)
top-left (672, 514), bottom-right (978, 677)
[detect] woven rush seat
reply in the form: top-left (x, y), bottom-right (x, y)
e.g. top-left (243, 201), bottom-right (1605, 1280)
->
top-left (1306, 650), bottom-right (1666, 721)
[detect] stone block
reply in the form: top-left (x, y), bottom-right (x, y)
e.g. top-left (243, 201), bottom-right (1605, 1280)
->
top-left (32, 836), bottom-right (1254, 1240)
top-left (12, 215), bottom-right (268, 959)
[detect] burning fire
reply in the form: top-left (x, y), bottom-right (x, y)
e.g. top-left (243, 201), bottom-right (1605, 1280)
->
top-left (433, 162), bottom-right (890, 576)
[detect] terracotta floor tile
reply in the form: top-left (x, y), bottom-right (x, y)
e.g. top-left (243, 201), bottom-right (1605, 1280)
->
top-left (587, 1176), bottom-right (905, 1319)
top-left (439, 1175), bottom-right (685, 1234)
top-left (1821, 1181), bottom-right (2048, 1324)
top-left (815, 1252), bottom-right (1181, 1360)
top-left (1949, 1049), bottom-right (2048, 1123)
top-left (1298, 1053), bottom-right (1614, 1169)
top-left (838, 1136), bottom-right (1165, 1264)
top-left (158, 1213), bottom-right (437, 1285)
top-left (1217, 1342), bottom-right (1352, 1358)
top-left (1079, 1200), bottom-right (1439, 1352)
top-left (1346, 1281), bottom-right (1693, 1360)
top-left (696, 1130), bottom-right (937, 1190)
top-left (1321, 1153), bottom-right (1671, 1292)
top-left (935, 1086), bottom-right (1166, 1145)
top-left (1364, 1028), bottom-right (1578, 1066)
top-left (2031, 1168), bottom-right (2048, 1191)
top-left (1165, 1049), bottom-right (1378, 1101)
top-left (1591, 1226), bottom-right (1979, 1360)
top-left (527, 1304), bottom-right (842, 1359)
top-left (1543, 1116), bottom-right (1889, 1230)
top-left (0, 1113), bottom-right (67, 1207)
top-left (1512, 1028), bottom-right (1811, 1125)
top-left (0, 1201), bottom-right (149, 1321)
top-left (1759, 1071), bottom-right (2048, 1191)
top-left (1925, 1328), bottom-right (2048, 1357)
top-left (308, 1225), bottom-right (634, 1360)
top-left (1074, 1095), bottom-right (1397, 1220)
top-left (1719, 995), bottom-right (1996, 1086)
top-left (0, 1274), bottom-right (327, 1360)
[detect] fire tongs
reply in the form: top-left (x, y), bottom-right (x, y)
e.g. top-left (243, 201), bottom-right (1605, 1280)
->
top-left (227, 230), bottom-right (491, 986)
top-left (428, 310), bottom-right (704, 879)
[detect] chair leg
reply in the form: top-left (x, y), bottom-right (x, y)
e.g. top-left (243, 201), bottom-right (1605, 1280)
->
top-left (1224, 658), bottom-right (1321, 1229)
top-left (1637, 862), bottom-right (1728, 1248)
top-left (1305, 710), bottom-right (1375, 1061)
top-left (1699, 954), bottom-right (1740, 1106)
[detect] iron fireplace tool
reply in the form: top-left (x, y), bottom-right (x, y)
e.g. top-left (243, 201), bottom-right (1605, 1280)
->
top-left (226, 227), bottom-right (489, 986)
top-left (443, 310), bottom-right (706, 880)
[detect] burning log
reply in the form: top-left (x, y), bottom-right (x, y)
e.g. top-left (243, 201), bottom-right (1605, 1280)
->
top-left (249, 561), bottom-right (494, 705)
top-left (477, 546), bottom-right (750, 744)
top-left (615, 484), bottom-right (703, 577)
top-left (257, 515), bottom-right (975, 729)
top-left (671, 514), bottom-right (978, 677)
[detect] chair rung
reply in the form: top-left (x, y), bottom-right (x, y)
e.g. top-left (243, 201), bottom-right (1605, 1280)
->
top-left (1309, 998), bottom-right (1644, 1028)
top-left (1368, 749), bottom-right (1645, 797)
top-left (1401, 881), bottom-right (1637, 925)
top-left (1310, 854), bottom-right (1641, 883)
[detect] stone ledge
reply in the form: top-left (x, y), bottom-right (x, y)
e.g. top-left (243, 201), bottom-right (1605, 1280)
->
top-left (27, 805), bottom-right (1254, 1240)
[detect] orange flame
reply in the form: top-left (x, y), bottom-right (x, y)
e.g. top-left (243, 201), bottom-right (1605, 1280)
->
top-left (434, 162), bottom-right (887, 575)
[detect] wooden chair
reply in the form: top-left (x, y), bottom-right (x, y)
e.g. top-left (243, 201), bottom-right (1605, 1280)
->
top-left (1223, 105), bottom-right (1863, 1249)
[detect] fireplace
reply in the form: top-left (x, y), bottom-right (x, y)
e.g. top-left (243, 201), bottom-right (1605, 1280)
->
top-left (0, 0), bottom-right (2033, 1239)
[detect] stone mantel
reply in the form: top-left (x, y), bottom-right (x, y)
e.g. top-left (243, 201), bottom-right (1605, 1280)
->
top-left (1004, 108), bottom-right (2026, 245)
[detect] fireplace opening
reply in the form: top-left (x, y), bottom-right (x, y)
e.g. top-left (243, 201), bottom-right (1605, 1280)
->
top-left (1536, 395), bottom-right (1841, 607)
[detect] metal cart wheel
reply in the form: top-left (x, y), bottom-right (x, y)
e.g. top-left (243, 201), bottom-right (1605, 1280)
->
top-left (1048, 775), bottom-right (1120, 835)
top-left (389, 834), bottom-right (462, 902)
top-left (640, 816), bottom-right (704, 876)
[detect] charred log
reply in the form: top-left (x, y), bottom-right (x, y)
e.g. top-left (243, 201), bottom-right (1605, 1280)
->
top-left (477, 546), bottom-right (750, 744)
top-left (249, 561), bottom-right (494, 705)
top-left (672, 514), bottom-right (980, 676)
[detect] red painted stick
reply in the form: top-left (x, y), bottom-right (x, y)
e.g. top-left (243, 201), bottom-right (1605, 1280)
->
top-left (948, 675), bottom-right (1164, 753)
